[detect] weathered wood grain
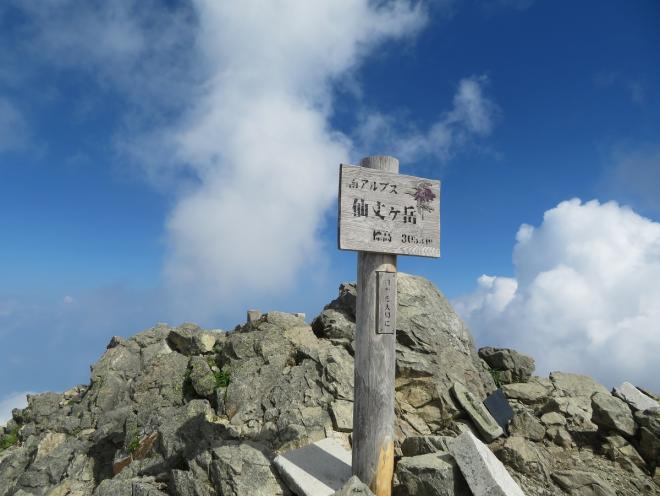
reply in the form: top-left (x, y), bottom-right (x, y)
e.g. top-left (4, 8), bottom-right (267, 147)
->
top-left (339, 164), bottom-right (440, 258)
top-left (352, 156), bottom-right (398, 496)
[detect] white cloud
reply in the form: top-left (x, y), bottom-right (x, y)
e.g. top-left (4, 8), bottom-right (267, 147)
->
top-left (5, 1), bottom-right (497, 318)
top-left (0, 391), bottom-right (32, 426)
top-left (454, 199), bottom-right (660, 390)
top-left (127, 0), bottom-right (431, 313)
top-left (356, 75), bottom-right (498, 163)
top-left (0, 98), bottom-right (28, 152)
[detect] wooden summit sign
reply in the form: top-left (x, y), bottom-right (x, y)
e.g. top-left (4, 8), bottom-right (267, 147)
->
top-left (338, 156), bottom-right (441, 496)
top-left (338, 164), bottom-right (441, 257)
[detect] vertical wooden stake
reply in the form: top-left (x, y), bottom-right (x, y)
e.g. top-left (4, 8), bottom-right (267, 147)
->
top-left (352, 155), bottom-right (398, 496)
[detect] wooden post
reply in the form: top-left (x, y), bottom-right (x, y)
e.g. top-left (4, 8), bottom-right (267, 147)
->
top-left (352, 155), bottom-right (398, 496)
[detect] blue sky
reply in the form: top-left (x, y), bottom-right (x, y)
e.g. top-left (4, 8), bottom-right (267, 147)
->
top-left (1, 0), bottom-right (659, 420)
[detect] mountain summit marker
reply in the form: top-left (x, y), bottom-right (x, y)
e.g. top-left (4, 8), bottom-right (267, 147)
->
top-left (338, 156), bottom-right (441, 496)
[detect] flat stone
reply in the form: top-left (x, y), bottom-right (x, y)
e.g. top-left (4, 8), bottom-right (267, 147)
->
top-left (450, 431), bottom-right (525, 496)
top-left (540, 412), bottom-right (566, 426)
top-left (330, 400), bottom-right (353, 432)
top-left (591, 392), bottom-right (636, 437)
top-left (273, 438), bottom-right (352, 496)
top-left (452, 383), bottom-right (503, 442)
top-left (612, 382), bottom-right (659, 412)
top-left (501, 382), bottom-right (549, 404)
top-left (483, 389), bottom-right (514, 432)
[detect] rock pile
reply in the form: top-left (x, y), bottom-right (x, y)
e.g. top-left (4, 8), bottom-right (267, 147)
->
top-left (0, 274), bottom-right (658, 495)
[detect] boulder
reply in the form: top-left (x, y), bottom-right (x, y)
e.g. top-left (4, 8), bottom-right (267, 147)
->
top-left (612, 382), bottom-right (659, 412)
top-left (591, 392), bottom-right (636, 437)
top-left (478, 348), bottom-right (535, 384)
top-left (501, 382), bottom-right (549, 404)
top-left (495, 436), bottom-right (550, 483)
top-left (395, 452), bottom-right (470, 496)
top-left (508, 411), bottom-right (545, 442)
top-left (188, 356), bottom-right (216, 398)
top-left (635, 407), bottom-right (660, 469)
top-left (449, 431), bottom-right (525, 496)
top-left (167, 324), bottom-right (218, 356)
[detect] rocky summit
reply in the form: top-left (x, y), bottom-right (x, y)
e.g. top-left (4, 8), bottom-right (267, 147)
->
top-left (0, 274), bottom-right (658, 495)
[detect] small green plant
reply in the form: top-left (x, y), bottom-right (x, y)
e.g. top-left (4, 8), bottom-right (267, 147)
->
top-left (0, 427), bottom-right (19, 451)
top-left (490, 369), bottom-right (504, 388)
top-left (214, 369), bottom-right (231, 388)
top-left (127, 433), bottom-right (140, 454)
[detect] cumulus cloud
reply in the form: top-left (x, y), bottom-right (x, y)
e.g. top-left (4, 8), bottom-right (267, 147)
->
top-left (356, 75), bottom-right (498, 162)
top-left (148, 1), bottom-right (432, 313)
top-left (0, 391), bottom-right (32, 426)
top-left (454, 199), bottom-right (660, 390)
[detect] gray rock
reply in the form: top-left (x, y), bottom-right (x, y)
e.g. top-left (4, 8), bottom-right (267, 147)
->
top-left (167, 324), bottom-right (218, 356)
top-left (550, 372), bottom-right (609, 398)
top-left (94, 477), bottom-right (167, 496)
top-left (333, 475), bottom-right (374, 496)
top-left (612, 382), bottom-right (659, 412)
top-left (451, 382), bottom-right (503, 442)
top-left (189, 356), bottom-right (216, 398)
top-left (330, 400), bottom-right (353, 432)
top-left (396, 451), bottom-right (470, 496)
top-left (495, 436), bottom-right (550, 483)
top-left (501, 382), bottom-right (549, 404)
top-left (400, 436), bottom-right (453, 457)
top-left (478, 347), bottom-right (535, 384)
top-left (508, 412), bottom-right (545, 442)
top-left (210, 442), bottom-right (284, 496)
top-left (635, 407), bottom-right (660, 469)
top-left (550, 470), bottom-right (616, 496)
top-left (449, 431), bottom-right (524, 496)
top-left (170, 469), bottom-right (214, 496)
top-left (601, 434), bottom-right (647, 472)
top-left (247, 310), bottom-right (262, 323)
top-left (591, 392), bottom-right (636, 437)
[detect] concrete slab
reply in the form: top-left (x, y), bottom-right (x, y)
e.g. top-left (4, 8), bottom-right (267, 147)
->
top-left (613, 382), bottom-right (659, 412)
top-left (273, 438), bottom-right (353, 496)
top-left (452, 382), bottom-right (504, 442)
top-left (450, 431), bottom-right (525, 496)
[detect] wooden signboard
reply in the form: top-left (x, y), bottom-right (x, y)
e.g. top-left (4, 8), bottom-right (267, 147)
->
top-left (338, 164), bottom-right (441, 258)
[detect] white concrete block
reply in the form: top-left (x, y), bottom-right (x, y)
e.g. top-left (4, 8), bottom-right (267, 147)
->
top-left (450, 431), bottom-right (524, 496)
top-left (613, 382), bottom-right (659, 412)
top-left (273, 438), bottom-right (353, 496)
